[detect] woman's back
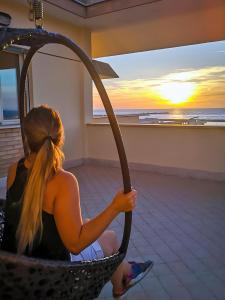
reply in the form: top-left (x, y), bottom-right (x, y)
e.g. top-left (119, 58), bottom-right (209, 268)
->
top-left (1, 158), bottom-right (70, 260)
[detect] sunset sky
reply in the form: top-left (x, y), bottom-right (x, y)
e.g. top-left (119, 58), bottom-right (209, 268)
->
top-left (93, 40), bottom-right (225, 110)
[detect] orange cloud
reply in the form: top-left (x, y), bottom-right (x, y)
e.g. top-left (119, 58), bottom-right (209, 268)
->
top-left (93, 66), bottom-right (225, 109)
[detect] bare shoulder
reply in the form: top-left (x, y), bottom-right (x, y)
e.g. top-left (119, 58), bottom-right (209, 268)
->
top-left (52, 169), bottom-right (80, 210)
top-left (54, 169), bottom-right (79, 189)
top-left (7, 161), bottom-right (18, 189)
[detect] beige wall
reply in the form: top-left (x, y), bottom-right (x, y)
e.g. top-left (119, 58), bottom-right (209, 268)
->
top-left (86, 124), bottom-right (225, 179)
top-left (1, 0), bottom-right (92, 164)
top-left (31, 52), bottom-right (84, 161)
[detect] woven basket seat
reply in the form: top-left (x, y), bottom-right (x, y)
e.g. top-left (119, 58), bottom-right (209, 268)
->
top-left (0, 202), bottom-right (124, 299)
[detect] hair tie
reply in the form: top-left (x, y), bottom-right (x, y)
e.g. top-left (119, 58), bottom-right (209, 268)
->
top-left (45, 135), bottom-right (53, 142)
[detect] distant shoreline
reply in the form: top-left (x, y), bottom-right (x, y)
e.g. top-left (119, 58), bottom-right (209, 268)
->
top-left (93, 108), bottom-right (225, 126)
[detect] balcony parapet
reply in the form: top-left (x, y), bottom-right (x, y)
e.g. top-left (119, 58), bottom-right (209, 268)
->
top-left (86, 122), bottom-right (225, 181)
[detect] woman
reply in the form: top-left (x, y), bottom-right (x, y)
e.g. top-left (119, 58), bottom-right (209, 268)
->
top-left (2, 105), bottom-right (153, 298)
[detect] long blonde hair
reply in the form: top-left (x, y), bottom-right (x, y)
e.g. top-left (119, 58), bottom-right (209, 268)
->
top-left (16, 105), bottom-right (64, 254)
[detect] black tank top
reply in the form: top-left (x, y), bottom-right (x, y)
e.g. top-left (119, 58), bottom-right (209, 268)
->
top-left (1, 158), bottom-right (70, 261)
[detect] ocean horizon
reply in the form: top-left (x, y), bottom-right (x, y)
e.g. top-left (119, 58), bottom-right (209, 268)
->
top-left (3, 110), bottom-right (19, 120)
top-left (93, 107), bottom-right (225, 118)
top-left (93, 107), bottom-right (225, 125)
top-left (4, 108), bottom-right (225, 124)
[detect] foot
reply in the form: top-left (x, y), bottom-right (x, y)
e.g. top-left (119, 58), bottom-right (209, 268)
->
top-left (113, 260), bottom-right (154, 299)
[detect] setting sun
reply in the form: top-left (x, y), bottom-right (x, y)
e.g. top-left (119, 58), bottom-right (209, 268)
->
top-left (157, 82), bottom-right (196, 104)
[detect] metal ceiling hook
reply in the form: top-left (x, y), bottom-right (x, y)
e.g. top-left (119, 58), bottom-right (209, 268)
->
top-left (27, 0), bottom-right (44, 29)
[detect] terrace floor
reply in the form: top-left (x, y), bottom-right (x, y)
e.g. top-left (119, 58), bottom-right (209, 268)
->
top-left (72, 164), bottom-right (225, 300)
top-left (1, 164), bottom-right (225, 300)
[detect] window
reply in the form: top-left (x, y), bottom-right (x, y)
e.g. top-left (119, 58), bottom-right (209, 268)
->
top-left (0, 48), bottom-right (31, 126)
top-left (0, 68), bottom-right (19, 122)
top-left (93, 41), bottom-right (225, 126)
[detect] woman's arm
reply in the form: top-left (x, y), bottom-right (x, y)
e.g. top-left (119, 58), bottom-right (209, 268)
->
top-left (53, 171), bottom-right (136, 254)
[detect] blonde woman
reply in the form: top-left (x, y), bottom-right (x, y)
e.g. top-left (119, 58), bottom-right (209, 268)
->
top-left (2, 105), bottom-right (153, 298)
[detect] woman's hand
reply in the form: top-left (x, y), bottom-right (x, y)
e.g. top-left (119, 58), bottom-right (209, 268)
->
top-left (111, 189), bottom-right (137, 213)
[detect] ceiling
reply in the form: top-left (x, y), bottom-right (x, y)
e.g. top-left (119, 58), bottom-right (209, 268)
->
top-left (12, 0), bottom-right (225, 57)
top-left (90, 0), bottom-right (225, 57)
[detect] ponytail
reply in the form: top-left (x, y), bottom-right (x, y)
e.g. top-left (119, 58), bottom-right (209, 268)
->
top-left (16, 138), bottom-right (64, 254)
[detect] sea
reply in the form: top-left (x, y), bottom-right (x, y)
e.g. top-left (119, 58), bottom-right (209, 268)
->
top-left (93, 108), bottom-right (225, 126)
top-left (3, 110), bottom-right (19, 120)
top-left (3, 108), bottom-right (225, 126)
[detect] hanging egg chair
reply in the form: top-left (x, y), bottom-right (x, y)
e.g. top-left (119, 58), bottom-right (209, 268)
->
top-left (0, 1), bottom-right (132, 299)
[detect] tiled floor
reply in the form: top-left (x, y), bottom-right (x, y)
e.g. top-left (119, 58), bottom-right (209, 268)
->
top-left (71, 164), bottom-right (225, 300)
top-left (1, 164), bottom-right (225, 300)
